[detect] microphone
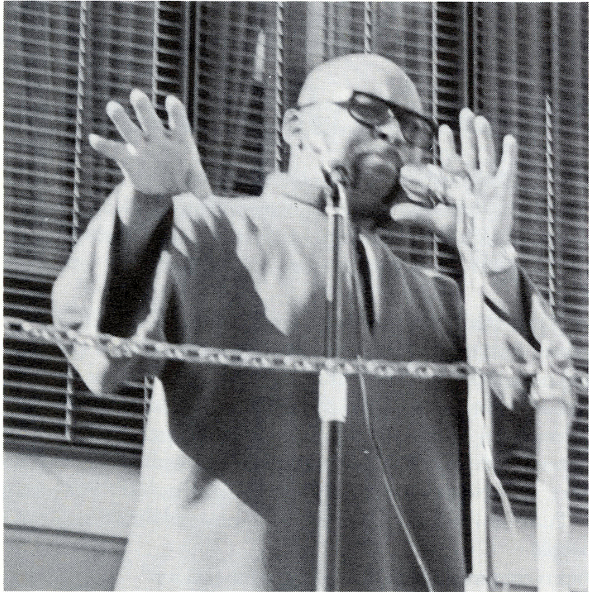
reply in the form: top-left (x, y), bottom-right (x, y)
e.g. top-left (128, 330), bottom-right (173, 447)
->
top-left (322, 164), bottom-right (349, 188)
top-left (307, 130), bottom-right (350, 189)
top-left (399, 163), bottom-right (473, 209)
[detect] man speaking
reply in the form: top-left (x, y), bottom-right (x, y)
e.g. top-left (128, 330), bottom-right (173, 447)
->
top-left (53, 53), bottom-right (570, 591)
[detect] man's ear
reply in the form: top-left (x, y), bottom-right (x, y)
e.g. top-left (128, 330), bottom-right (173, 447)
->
top-left (282, 108), bottom-right (302, 148)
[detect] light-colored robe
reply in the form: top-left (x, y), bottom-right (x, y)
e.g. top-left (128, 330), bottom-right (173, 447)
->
top-left (52, 173), bottom-right (560, 591)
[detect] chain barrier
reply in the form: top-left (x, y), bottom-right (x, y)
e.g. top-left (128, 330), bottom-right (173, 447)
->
top-left (4, 316), bottom-right (587, 388)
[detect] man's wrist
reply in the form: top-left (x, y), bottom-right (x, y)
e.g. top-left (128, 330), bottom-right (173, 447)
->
top-left (486, 243), bottom-right (517, 274)
top-left (114, 180), bottom-right (173, 272)
top-left (117, 179), bottom-right (172, 228)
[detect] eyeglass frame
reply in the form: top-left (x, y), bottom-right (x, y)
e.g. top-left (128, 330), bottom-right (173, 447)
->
top-left (297, 90), bottom-right (438, 151)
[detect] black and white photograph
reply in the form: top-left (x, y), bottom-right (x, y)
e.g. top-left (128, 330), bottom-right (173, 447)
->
top-left (4, 2), bottom-right (588, 591)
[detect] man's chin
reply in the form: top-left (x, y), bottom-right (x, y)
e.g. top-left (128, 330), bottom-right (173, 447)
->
top-left (347, 182), bottom-right (405, 228)
top-left (352, 174), bottom-right (397, 205)
top-left (347, 156), bottom-right (405, 223)
top-left (381, 181), bottom-right (406, 208)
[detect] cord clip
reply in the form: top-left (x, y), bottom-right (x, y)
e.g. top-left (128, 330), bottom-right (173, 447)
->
top-left (319, 369), bottom-right (347, 422)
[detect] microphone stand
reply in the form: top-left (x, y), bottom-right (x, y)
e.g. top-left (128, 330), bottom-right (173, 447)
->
top-left (456, 190), bottom-right (492, 592)
top-left (316, 168), bottom-right (348, 591)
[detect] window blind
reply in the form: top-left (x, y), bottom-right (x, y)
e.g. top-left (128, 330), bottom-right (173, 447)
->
top-left (193, 1), bottom-right (464, 276)
top-left (4, 1), bottom-right (188, 459)
top-left (472, 2), bottom-right (588, 523)
top-left (3, 0), bottom-right (465, 455)
top-left (372, 2), bottom-right (464, 276)
top-left (4, 1), bottom-right (587, 527)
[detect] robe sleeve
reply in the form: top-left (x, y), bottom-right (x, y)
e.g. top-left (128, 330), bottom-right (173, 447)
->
top-left (482, 269), bottom-right (573, 406)
top-left (51, 181), bottom-right (174, 395)
top-left (476, 268), bottom-right (574, 460)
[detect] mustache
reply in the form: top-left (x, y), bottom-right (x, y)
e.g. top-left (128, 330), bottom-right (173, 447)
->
top-left (353, 141), bottom-right (404, 166)
top-left (350, 143), bottom-right (404, 182)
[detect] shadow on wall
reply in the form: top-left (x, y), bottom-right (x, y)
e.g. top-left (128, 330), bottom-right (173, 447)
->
top-left (4, 526), bottom-right (125, 591)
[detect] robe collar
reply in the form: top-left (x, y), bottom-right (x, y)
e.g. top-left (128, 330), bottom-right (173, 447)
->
top-left (262, 172), bottom-right (379, 233)
top-left (262, 172), bottom-right (327, 211)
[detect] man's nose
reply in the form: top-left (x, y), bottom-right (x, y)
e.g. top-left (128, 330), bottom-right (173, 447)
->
top-left (373, 117), bottom-right (405, 146)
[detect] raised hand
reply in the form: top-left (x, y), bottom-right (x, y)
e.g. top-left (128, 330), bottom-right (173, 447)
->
top-left (451, 108), bottom-right (517, 249)
top-left (391, 108), bottom-right (518, 251)
top-left (89, 89), bottom-right (211, 199)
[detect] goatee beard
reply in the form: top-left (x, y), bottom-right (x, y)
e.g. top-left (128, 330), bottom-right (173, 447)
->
top-left (366, 180), bottom-right (407, 229)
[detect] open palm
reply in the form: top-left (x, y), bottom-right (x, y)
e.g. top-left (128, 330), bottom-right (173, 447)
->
top-left (89, 89), bottom-right (211, 200)
top-left (392, 108), bottom-right (517, 250)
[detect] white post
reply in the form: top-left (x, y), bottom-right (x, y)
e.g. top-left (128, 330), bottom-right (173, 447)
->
top-left (457, 192), bottom-right (491, 592)
top-left (532, 342), bottom-right (571, 592)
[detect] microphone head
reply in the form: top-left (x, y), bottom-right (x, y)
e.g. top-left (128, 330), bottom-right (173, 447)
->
top-left (307, 130), bottom-right (349, 187)
top-left (322, 164), bottom-right (349, 187)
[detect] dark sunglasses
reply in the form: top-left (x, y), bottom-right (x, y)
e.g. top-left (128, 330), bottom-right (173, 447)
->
top-left (298, 90), bottom-right (437, 151)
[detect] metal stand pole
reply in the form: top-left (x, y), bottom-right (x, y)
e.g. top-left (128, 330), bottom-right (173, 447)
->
top-left (533, 343), bottom-right (571, 592)
top-left (316, 174), bottom-right (348, 592)
top-left (457, 192), bottom-right (491, 592)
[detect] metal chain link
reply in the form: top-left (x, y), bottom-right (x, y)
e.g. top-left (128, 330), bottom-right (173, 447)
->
top-left (4, 316), bottom-right (587, 388)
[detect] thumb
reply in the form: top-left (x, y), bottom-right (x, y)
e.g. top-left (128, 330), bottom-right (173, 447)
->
top-left (390, 202), bottom-right (457, 246)
top-left (390, 202), bottom-right (436, 228)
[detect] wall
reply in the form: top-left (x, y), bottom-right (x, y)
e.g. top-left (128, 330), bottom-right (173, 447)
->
top-left (4, 450), bottom-right (587, 591)
top-left (4, 451), bottom-right (138, 591)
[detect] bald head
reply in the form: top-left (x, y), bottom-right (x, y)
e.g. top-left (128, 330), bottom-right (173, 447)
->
top-left (297, 53), bottom-right (423, 115)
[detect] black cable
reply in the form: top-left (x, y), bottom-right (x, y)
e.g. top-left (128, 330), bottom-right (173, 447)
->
top-left (357, 369), bottom-right (436, 592)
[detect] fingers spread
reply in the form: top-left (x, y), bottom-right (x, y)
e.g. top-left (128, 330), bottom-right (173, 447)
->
top-left (492, 134), bottom-right (518, 222)
top-left (438, 124), bottom-right (463, 171)
top-left (497, 134), bottom-right (518, 184)
top-left (474, 115), bottom-right (497, 174)
top-left (106, 101), bottom-right (143, 145)
top-left (459, 108), bottom-right (477, 170)
top-left (130, 89), bottom-right (164, 136)
top-left (166, 95), bottom-right (193, 143)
